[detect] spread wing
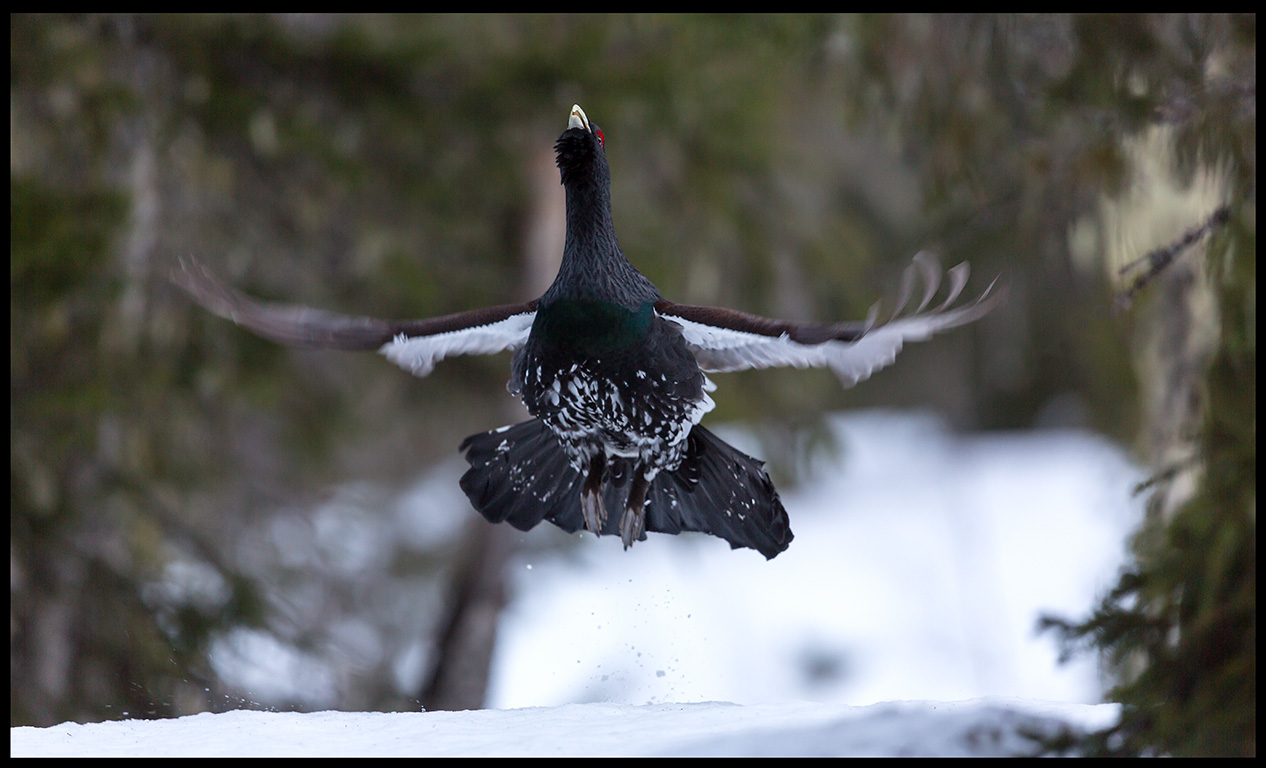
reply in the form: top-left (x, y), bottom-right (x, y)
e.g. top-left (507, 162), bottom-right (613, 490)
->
top-left (656, 252), bottom-right (1002, 387)
top-left (172, 258), bottom-right (537, 377)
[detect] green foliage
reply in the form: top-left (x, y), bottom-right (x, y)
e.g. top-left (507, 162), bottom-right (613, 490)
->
top-left (11, 172), bottom-right (262, 725)
top-left (1029, 14), bottom-right (1255, 755)
top-left (1045, 203), bottom-right (1254, 756)
top-left (1046, 316), bottom-right (1253, 756)
top-left (11, 179), bottom-right (126, 303)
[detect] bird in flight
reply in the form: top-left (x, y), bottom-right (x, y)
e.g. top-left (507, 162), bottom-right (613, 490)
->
top-left (175, 104), bottom-right (1001, 559)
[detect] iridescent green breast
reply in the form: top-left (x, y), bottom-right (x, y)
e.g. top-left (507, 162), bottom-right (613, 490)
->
top-left (532, 299), bottom-right (654, 354)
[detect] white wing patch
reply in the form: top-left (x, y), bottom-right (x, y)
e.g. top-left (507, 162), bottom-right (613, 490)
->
top-left (666, 319), bottom-right (828, 372)
top-left (666, 311), bottom-right (986, 387)
top-left (666, 316), bottom-right (860, 382)
top-left (379, 311), bottom-right (536, 377)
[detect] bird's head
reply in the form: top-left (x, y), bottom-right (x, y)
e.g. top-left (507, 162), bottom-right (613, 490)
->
top-left (555, 104), bottom-right (609, 188)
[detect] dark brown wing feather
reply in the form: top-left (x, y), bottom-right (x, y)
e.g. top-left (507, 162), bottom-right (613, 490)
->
top-left (172, 258), bottom-right (537, 376)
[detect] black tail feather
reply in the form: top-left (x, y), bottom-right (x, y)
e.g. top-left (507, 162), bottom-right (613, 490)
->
top-left (459, 420), bottom-right (583, 533)
top-left (643, 425), bottom-right (793, 560)
top-left (459, 420), bottom-right (793, 559)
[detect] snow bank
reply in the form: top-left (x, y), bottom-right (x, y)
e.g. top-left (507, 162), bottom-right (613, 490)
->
top-left (11, 698), bottom-right (1119, 757)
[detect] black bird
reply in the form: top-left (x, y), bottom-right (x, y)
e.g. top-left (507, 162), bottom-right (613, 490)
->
top-left (175, 104), bottom-right (1001, 560)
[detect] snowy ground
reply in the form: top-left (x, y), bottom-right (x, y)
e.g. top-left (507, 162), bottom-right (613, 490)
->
top-left (12, 698), bottom-right (1119, 756)
top-left (12, 411), bottom-right (1141, 756)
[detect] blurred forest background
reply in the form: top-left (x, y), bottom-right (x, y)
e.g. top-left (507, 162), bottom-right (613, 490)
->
top-left (11, 14), bottom-right (1253, 754)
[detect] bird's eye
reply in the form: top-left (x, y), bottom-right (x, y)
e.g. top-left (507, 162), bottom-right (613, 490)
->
top-left (595, 128), bottom-right (605, 147)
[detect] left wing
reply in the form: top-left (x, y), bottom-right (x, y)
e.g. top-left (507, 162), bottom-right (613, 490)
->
top-left (656, 253), bottom-right (1002, 387)
top-left (172, 258), bottom-right (537, 377)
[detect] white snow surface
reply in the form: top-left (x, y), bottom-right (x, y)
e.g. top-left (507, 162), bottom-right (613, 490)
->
top-left (12, 698), bottom-right (1118, 757)
top-left (12, 411), bottom-right (1140, 756)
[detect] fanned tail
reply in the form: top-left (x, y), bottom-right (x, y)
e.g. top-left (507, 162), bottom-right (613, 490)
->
top-left (459, 421), bottom-right (793, 559)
